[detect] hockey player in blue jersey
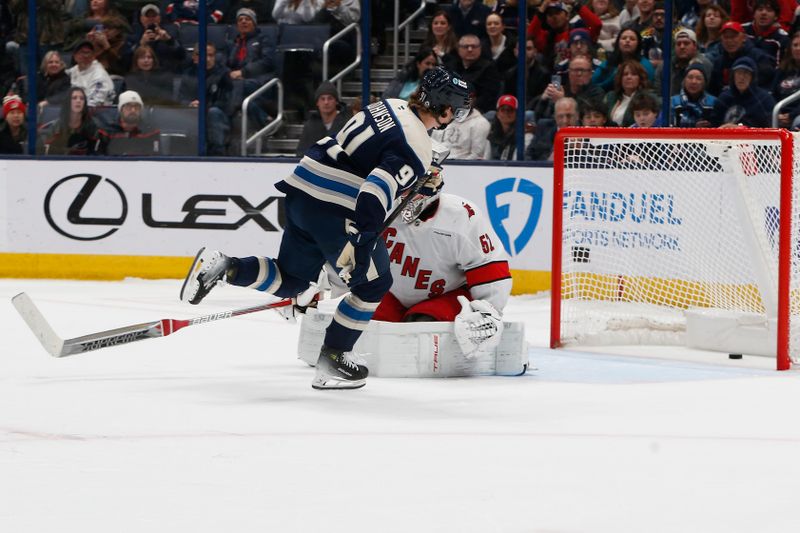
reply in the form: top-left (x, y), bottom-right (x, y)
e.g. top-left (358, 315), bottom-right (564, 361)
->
top-left (180, 67), bottom-right (472, 390)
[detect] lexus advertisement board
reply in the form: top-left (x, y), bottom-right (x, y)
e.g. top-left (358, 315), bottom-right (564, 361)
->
top-left (1, 159), bottom-right (553, 276)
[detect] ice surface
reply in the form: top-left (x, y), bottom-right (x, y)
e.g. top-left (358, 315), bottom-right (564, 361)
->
top-left (2, 279), bottom-right (799, 532)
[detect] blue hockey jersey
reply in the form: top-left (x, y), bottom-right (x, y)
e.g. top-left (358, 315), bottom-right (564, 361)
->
top-left (277, 99), bottom-right (433, 233)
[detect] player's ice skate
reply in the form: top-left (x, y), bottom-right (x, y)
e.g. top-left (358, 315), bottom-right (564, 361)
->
top-left (180, 247), bottom-right (232, 305)
top-left (312, 345), bottom-right (368, 390)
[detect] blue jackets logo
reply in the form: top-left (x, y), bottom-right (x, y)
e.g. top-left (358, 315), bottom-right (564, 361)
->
top-left (485, 178), bottom-right (543, 256)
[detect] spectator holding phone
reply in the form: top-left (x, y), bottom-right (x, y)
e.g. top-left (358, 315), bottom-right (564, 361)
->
top-left (66, 0), bottom-right (132, 75)
top-left (127, 4), bottom-right (186, 72)
top-left (533, 54), bottom-right (603, 122)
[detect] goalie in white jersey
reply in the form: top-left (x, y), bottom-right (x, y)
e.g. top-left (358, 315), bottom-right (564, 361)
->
top-left (372, 174), bottom-right (513, 356)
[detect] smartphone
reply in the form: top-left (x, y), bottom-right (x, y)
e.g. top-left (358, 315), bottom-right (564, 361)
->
top-left (146, 24), bottom-right (157, 31)
top-left (551, 74), bottom-right (562, 90)
top-left (94, 23), bottom-right (105, 32)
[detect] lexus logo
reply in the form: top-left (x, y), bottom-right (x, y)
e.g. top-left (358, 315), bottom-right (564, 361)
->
top-left (44, 174), bottom-right (128, 241)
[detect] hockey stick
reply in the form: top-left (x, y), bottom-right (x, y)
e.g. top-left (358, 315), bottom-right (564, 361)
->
top-left (11, 292), bottom-right (292, 358)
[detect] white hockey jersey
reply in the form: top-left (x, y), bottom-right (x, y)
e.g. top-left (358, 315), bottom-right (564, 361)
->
top-left (382, 193), bottom-right (512, 311)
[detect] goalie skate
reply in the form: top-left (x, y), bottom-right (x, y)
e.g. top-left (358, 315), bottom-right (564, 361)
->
top-left (312, 345), bottom-right (368, 390)
top-left (180, 248), bottom-right (232, 305)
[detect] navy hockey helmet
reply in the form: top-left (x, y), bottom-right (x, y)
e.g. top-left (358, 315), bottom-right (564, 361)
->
top-left (417, 66), bottom-right (472, 122)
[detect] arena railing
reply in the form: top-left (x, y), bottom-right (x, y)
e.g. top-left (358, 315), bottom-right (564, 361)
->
top-left (392, 0), bottom-right (426, 73)
top-left (241, 78), bottom-right (284, 156)
top-left (773, 91), bottom-right (800, 128)
top-left (323, 22), bottom-right (362, 96)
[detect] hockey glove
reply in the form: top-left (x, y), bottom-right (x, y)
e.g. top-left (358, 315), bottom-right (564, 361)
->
top-left (454, 295), bottom-right (504, 358)
top-left (337, 221), bottom-right (379, 286)
top-left (275, 268), bottom-right (328, 323)
top-left (422, 164), bottom-right (443, 191)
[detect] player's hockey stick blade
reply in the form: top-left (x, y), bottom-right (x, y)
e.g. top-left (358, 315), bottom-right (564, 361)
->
top-left (11, 292), bottom-right (292, 358)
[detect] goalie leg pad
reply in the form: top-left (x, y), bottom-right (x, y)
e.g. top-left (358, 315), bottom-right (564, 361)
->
top-left (298, 311), bottom-right (528, 377)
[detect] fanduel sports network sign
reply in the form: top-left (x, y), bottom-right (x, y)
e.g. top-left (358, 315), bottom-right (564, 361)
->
top-left (0, 159), bottom-right (553, 274)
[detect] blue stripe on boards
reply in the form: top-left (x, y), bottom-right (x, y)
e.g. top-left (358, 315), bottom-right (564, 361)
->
top-left (294, 165), bottom-right (360, 199)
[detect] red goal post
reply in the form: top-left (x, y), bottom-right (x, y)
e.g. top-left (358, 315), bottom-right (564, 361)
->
top-left (550, 127), bottom-right (797, 370)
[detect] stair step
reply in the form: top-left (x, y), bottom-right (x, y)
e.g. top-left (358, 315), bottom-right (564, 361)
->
top-left (284, 124), bottom-right (304, 137)
top-left (373, 55), bottom-right (410, 68)
top-left (353, 68), bottom-right (398, 80)
top-left (267, 138), bottom-right (299, 151)
top-left (281, 109), bottom-right (301, 123)
top-left (342, 80), bottom-right (389, 94)
top-left (383, 41), bottom-right (423, 55)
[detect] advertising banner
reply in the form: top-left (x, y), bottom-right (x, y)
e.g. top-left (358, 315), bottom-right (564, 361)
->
top-left (2, 159), bottom-right (553, 289)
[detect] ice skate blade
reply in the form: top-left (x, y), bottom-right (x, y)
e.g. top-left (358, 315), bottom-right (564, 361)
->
top-left (179, 247), bottom-right (207, 304)
top-left (311, 376), bottom-right (366, 390)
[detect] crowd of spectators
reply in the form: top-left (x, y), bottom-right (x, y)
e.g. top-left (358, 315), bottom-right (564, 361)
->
top-left (4, 0), bottom-right (800, 158)
top-left (401, 0), bottom-right (800, 161)
top-left (0, 0), bottom-right (363, 155)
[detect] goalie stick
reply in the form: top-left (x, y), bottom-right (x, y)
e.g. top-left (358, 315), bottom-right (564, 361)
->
top-left (11, 292), bottom-right (292, 358)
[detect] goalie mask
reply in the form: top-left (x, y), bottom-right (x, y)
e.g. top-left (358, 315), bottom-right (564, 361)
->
top-left (401, 177), bottom-right (444, 224)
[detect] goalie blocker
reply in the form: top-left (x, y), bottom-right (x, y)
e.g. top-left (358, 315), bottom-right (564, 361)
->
top-left (297, 309), bottom-right (528, 377)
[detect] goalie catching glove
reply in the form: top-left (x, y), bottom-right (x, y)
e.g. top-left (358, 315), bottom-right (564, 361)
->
top-left (454, 295), bottom-right (504, 358)
top-left (337, 221), bottom-right (379, 286)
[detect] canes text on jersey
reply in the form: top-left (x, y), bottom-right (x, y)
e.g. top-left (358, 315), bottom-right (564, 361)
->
top-left (383, 227), bottom-right (446, 297)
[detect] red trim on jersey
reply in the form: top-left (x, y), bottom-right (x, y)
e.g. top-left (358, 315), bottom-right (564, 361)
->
top-left (372, 289), bottom-right (471, 322)
top-left (465, 261), bottom-right (511, 288)
top-left (405, 289), bottom-right (470, 321)
top-left (372, 291), bottom-right (406, 322)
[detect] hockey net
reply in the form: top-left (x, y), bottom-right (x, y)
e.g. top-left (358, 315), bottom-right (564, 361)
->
top-left (550, 128), bottom-right (800, 370)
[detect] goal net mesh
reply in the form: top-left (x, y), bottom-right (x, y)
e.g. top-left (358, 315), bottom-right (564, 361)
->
top-left (558, 133), bottom-right (800, 363)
